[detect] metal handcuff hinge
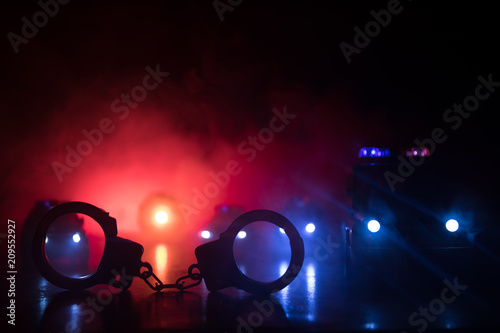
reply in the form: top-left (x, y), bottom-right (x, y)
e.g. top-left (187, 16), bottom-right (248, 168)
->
top-left (32, 202), bottom-right (305, 294)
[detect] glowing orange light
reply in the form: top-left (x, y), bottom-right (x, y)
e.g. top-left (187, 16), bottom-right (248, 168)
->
top-left (155, 244), bottom-right (168, 277)
top-left (154, 210), bottom-right (169, 224)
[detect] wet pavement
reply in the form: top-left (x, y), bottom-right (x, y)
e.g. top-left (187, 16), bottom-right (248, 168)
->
top-left (15, 232), bottom-right (500, 333)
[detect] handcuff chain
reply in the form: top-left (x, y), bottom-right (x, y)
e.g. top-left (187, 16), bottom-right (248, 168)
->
top-left (175, 264), bottom-right (203, 290)
top-left (139, 262), bottom-right (202, 291)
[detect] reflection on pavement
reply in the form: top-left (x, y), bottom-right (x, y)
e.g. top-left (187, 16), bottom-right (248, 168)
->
top-left (21, 238), bottom-right (500, 332)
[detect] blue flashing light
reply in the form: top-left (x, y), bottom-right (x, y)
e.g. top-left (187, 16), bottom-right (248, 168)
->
top-left (305, 223), bottom-right (316, 233)
top-left (445, 219), bottom-right (459, 232)
top-left (237, 231), bottom-right (247, 239)
top-left (367, 220), bottom-right (381, 233)
top-left (359, 147), bottom-right (391, 158)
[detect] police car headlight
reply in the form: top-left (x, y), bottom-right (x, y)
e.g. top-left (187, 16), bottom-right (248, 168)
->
top-left (445, 219), bottom-right (459, 232)
top-left (305, 223), bottom-right (316, 233)
top-left (367, 219), bottom-right (381, 233)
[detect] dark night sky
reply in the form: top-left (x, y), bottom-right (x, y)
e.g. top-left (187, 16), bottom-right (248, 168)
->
top-left (1, 0), bottom-right (498, 230)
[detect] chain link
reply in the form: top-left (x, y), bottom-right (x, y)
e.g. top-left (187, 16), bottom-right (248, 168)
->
top-left (139, 262), bottom-right (202, 291)
top-left (175, 264), bottom-right (203, 290)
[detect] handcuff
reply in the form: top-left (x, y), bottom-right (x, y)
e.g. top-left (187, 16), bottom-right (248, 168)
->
top-left (32, 202), bottom-right (305, 294)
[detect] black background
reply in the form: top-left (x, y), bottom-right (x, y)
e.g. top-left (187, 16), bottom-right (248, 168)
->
top-left (1, 1), bottom-right (500, 332)
top-left (1, 0), bottom-right (498, 257)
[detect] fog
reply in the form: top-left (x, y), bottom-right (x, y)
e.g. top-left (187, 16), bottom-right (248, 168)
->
top-left (1, 0), bottom-right (496, 236)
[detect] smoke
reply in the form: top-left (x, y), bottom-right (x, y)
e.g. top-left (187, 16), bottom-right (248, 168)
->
top-left (0, 1), bottom-right (391, 235)
top-left (1, 74), bottom-right (388, 234)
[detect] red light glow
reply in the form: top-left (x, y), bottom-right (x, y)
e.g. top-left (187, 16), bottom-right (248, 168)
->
top-left (155, 210), bottom-right (169, 224)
